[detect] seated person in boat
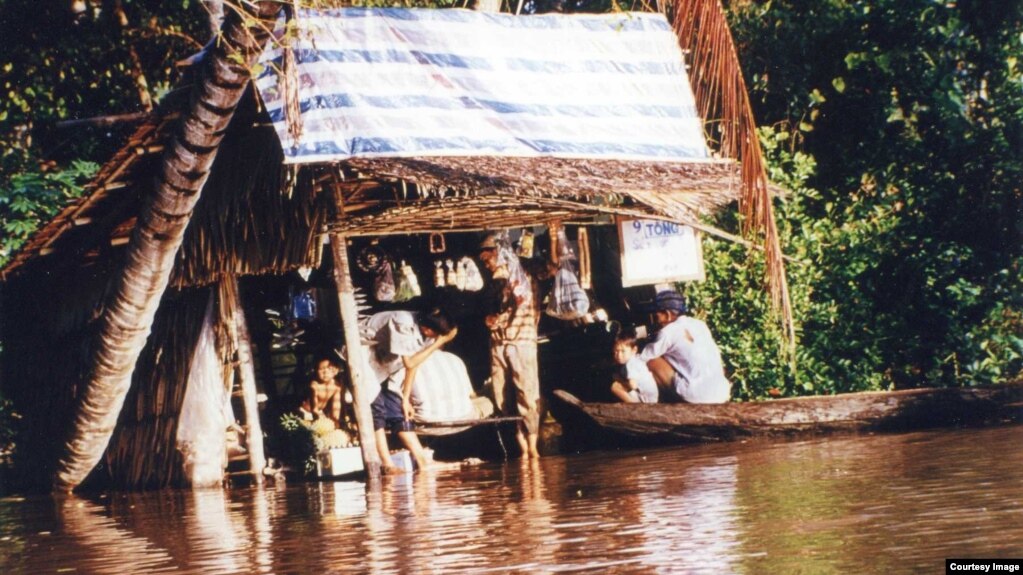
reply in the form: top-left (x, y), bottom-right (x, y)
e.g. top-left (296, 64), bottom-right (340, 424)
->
top-left (367, 308), bottom-right (458, 472)
top-left (299, 355), bottom-right (345, 429)
top-left (639, 290), bottom-right (731, 404)
top-left (609, 328), bottom-right (658, 403)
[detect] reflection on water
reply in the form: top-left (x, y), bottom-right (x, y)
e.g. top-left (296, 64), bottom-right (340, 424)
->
top-left (1, 425), bottom-right (1021, 574)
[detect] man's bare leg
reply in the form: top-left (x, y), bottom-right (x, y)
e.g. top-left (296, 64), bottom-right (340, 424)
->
top-left (526, 431), bottom-right (540, 459)
top-left (515, 427), bottom-right (529, 457)
top-left (397, 431), bottom-right (430, 471)
top-left (646, 357), bottom-right (676, 389)
top-left (374, 428), bottom-right (401, 474)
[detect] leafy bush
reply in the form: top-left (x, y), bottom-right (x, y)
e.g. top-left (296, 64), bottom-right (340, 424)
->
top-left (277, 413), bottom-right (318, 475)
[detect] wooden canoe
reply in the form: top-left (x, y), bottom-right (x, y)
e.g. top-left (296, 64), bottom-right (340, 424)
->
top-left (552, 384), bottom-right (1023, 442)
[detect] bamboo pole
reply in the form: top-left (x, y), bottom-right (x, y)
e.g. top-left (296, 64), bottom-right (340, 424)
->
top-left (229, 276), bottom-right (266, 483)
top-left (328, 188), bottom-right (382, 480)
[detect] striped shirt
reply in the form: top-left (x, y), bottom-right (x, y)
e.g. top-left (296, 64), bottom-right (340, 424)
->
top-left (490, 275), bottom-right (538, 345)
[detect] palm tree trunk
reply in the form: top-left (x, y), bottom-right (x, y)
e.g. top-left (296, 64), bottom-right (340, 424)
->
top-left (54, 2), bottom-right (282, 491)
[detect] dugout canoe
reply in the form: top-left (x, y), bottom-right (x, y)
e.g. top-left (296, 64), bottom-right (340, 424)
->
top-left (552, 384), bottom-right (1023, 442)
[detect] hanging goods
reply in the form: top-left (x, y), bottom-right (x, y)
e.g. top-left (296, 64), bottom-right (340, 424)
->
top-left (355, 245), bottom-right (385, 273)
top-left (433, 260), bottom-right (445, 288)
top-left (374, 259), bottom-right (396, 302)
top-left (518, 229), bottom-right (535, 259)
top-left (460, 256), bottom-right (484, 292)
top-left (291, 286), bottom-right (317, 321)
top-left (498, 242), bottom-right (531, 305)
top-left (578, 227), bottom-right (592, 290)
top-left (394, 261), bottom-right (422, 302)
top-left (455, 259), bottom-right (467, 290)
top-left (556, 226), bottom-right (577, 263)
top-left (546, 263), bottom-right (590, 320)
top-left (445, 259), bottom-right (458, 287)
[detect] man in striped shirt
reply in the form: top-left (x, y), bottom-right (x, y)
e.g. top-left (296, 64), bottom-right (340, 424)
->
top-left (478, 233), bottom-right (542, 459)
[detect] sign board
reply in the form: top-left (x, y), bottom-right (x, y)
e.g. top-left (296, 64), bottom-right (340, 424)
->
top-left (618, 218), bottom-right (705, 287)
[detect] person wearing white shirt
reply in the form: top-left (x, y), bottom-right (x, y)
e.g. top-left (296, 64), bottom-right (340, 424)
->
top-left (638, 291), bottom-right (731, 404)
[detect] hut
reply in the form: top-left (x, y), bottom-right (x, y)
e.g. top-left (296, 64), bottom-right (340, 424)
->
top-left (0, 1), bottom-right (790, 491)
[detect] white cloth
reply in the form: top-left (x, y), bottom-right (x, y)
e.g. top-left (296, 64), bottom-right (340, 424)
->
top-left (364, 310), bottom-right (424, 385)
top-left (411, 351), bottom-right (478, 422)
top-left (623, 355), bottom-right (659, 404)
top-left (638, 316), bottom-right (730, 403)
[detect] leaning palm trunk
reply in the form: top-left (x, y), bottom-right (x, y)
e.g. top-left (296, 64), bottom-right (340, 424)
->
top-left (54, 2), bottom-right (283, 491)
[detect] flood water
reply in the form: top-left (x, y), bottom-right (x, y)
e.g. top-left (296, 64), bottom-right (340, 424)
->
top-left (1, 425), bottom-right (1021, 574)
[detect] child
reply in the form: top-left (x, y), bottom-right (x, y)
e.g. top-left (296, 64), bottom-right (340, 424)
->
top-left (369, 308), bottom-right (458, 473)
top-left (300, 355), bottom-right (344, 429)
top-left (609, 330), bottom-right (658, 403)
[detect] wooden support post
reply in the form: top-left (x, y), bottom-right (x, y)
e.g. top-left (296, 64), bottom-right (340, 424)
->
top-left (327, 215), bottom-right (382, 481)
top-left (230, 279), bottom-right (267, 483)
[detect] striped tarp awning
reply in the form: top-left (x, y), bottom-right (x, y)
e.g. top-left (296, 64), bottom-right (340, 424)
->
top-left (254, 8), bottom-right (709, 164)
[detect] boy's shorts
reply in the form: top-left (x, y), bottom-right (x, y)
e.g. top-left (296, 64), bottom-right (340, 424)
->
top-left (371, 385), bottom-right (415, 434)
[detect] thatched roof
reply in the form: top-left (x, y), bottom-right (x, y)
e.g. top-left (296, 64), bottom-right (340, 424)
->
top-left (330, 157), bottom-right (739, 235)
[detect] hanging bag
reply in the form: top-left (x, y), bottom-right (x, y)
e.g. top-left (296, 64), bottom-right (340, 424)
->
top-left (373, 259), bottom-right (396, 302)
top-left (394, 261), bottom-right (421, 302)
top-left (460, 256), bottom-right (484, 292)
top-left (546, 262), bottom-right (590, 320)
top-left (291, 288), bottom-right (318, 321)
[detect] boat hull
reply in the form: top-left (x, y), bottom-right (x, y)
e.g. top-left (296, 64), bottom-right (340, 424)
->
top-left (552, 384), bottom-right (1023, 442)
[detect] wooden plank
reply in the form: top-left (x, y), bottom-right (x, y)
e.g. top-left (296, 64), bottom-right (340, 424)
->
top-left (419, 416), bottom-right (523, 428)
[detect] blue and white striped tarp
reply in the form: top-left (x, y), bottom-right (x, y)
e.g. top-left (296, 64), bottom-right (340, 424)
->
top-left (254, 8), bottom-right (709, 164)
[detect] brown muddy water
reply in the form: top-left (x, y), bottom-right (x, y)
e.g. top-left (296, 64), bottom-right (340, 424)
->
top-left (1, 425), bottom-right (1021, 574)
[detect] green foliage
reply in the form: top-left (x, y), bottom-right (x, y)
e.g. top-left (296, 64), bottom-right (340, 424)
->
top-left (277, 413), bottom-right (319, 475)
top-left (0, 160), bottom-right (98, 267)
top-left (0, 1), bottom-right (209, 267)
top-left (691, 0), bottom-right (1023, 396)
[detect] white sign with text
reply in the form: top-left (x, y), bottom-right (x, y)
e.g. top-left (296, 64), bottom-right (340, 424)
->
top-left (618, 218), bottom-right (705, 287)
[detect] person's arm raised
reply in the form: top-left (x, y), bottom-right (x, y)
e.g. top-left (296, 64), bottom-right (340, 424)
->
top-left (400, 327), bottom-right (458, 372)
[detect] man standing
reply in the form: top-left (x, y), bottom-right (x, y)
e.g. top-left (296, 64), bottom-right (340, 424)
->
top-left (639, 290), bottom-right (731, 403)
top-left (478, 233), bottom-right (542, 458)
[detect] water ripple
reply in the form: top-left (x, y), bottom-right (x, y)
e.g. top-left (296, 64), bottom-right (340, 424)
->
top-left (1, 425), bottom-right (1021, 574)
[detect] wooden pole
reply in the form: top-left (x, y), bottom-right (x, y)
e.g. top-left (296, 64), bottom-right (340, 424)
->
top-left (328, 188), bottom-right (382, 480)
top-left (230, 277), bottom-right (267, 483)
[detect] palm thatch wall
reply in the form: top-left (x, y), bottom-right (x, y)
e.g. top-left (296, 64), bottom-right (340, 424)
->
top-left (170, 103), bottom-right (325, 289)
top-left (103, 288), bottom-right (209, 490)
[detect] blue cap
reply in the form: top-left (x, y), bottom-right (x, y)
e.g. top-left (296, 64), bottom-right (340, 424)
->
top-left (650, 290), bottom-right (687, 314)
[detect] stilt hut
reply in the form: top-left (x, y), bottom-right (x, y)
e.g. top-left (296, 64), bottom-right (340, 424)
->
top-left (0, 1), bottom-right (790, 491)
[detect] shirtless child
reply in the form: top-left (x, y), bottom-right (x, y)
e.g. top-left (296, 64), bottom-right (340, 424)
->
top-left (300, 356), bottom-right (344, 429)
